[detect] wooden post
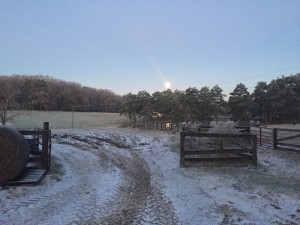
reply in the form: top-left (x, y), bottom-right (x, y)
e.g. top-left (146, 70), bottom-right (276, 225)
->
top-left (252, 135), bottom-right (257, 165)
top-left (259, 127), bottom-right (262, 146)
top-left (42, 122), bottom-right (50, 170)
top-left (180, 132), bottom-right (185, 167)
top-left (71, 107), bottom-right (74, 129)
top-left (246, 126), bottom-right (250, 133)
top-left (273, 128), bottom-right (278, 150)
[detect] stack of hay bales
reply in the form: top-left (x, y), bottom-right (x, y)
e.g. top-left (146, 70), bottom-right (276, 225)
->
top-left (0, 126), bottom-right (30, 183)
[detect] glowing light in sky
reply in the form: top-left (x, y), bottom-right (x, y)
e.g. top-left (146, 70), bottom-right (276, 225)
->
top-left (164, 81), bottom-right (171, 89)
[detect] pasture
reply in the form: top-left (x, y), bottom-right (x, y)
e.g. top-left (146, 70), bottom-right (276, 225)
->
top-left (7, 110), bottom-right (130, 129)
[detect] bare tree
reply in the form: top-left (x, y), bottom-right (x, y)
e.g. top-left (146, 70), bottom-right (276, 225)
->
top-left (0, 76), bottom-right (21, 125)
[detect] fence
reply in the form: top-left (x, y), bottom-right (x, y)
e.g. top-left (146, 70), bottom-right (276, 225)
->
top-left (135, 121), bottom-right (210, 132)
top-left (137, 121), bottom-right (300, 152)
top-left (249, 127), bottom-right (300, 152)
top-left (180, 132), bottom-right (257, 167)
top-left (274, 128), bottom-right (300, 151)
top-left (135, 121), bottom-right (177, 131)
top-left (19, 122), bottom-right (52, 170)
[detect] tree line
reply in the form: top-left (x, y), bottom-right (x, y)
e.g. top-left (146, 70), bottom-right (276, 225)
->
top-left (120, 86), bottom-right (226, 126)
top-left (0, 75), bottom-right (122, 124)
top-left (121, 73), bottom-right (300, 126)
top-left (1, 73), bottom-right (300, 126)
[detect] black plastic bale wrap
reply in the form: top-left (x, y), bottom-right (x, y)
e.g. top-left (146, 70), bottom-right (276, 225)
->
top-left (0, 126), bottom-right (30, 183)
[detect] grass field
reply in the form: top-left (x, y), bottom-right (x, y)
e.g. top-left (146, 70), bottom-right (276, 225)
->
top-left (6, 110), bottom-right (300, 131)
top-left (7, 110), bottom-right (130, 129)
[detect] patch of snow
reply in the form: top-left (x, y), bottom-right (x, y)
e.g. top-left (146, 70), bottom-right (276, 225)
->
top-left (1, 128), bottom-right (299, 225)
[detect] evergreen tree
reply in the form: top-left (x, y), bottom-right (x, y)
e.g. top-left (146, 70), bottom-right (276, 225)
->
top-left (252, 81), bottom-right (267, 124)
top-left (228, 83), bottom-right (251, 125)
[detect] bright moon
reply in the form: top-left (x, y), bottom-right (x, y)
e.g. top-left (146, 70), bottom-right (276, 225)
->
top-left (164, 81), bottom-right (171, 89)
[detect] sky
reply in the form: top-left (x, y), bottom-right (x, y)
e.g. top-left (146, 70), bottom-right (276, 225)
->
top-left (1, 0), bottom-right (300, 96)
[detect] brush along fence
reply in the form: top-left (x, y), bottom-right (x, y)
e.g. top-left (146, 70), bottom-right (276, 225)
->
top-left (180, 132), bottom-right (257, 167)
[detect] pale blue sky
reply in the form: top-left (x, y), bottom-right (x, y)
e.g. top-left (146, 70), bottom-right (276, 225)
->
top-left (1, 0), bottom-right (300, 96)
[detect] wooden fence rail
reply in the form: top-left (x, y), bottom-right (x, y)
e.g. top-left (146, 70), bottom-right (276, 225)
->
top-left (275, 128), bottom-right (300, 151)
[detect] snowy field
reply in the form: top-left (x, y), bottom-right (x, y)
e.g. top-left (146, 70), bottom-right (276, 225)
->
top-left (0, 128), bottom-right (300, 225)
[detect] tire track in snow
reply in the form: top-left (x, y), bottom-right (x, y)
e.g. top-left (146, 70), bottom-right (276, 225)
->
top-left (1, 143), bottom-right (120, 225)
top-left (23, 144), bottom-right (119, 225)
top-left (55, 132), bottom-right (179, 225)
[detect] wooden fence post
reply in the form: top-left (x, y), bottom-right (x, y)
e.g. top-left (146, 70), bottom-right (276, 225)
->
top-left (246, 126), bottom-right (250, 133)
top-left (42, 122), bottom-right (50, 170)
top-left (259, 127), bottom-right (262, 146)
top-left (273, 128), bottom-right (278, 150)
top-left (252, 135), bottom-right (257, 165)
top-left (180, 132), bottom-right (185, 167)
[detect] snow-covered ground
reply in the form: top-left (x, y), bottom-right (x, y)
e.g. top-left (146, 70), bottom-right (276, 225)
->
top-left (0, 128), bottom-right (299, 225)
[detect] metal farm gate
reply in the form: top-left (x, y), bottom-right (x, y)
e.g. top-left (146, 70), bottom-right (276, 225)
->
top-left (250, 127), bottom-right (274, 149)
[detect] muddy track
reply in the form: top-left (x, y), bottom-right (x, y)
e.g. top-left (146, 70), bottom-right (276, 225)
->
top-left (0, 131), bottom-right (178, 225)
top-left (55, 133), bottom-right (179, 225)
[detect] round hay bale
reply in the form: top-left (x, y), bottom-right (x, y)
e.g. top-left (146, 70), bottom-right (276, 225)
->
top-left (0, 126), bottom-right (30, 183)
